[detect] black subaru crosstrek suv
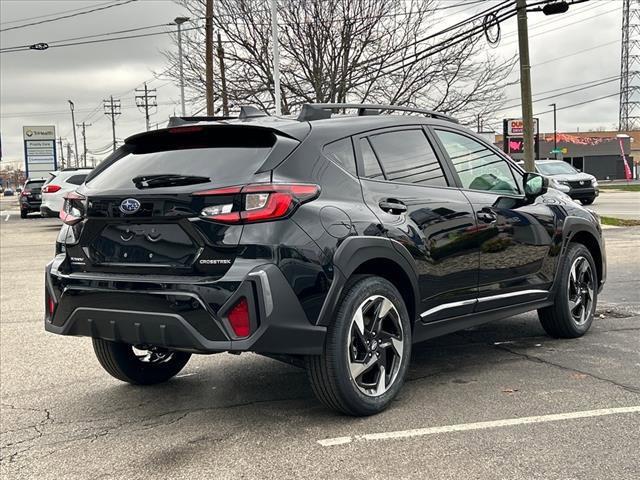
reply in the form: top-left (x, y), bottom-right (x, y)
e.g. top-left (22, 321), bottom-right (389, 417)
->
top-left (45, 104), bottom-right (606, 416)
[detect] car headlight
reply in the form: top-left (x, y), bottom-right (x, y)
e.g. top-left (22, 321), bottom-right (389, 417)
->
top-left (549, 178), bottom-right (570, 193)
top-left (591, 178), bottom-right (598, 187)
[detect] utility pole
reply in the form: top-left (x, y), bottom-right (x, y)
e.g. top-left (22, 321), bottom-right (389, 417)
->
top-left (549, 103), bottom-right (557, 160)
top-left (76, 122), bottom-right (91, 167)
top-left (217, 32), bottom-right (229, 116)
top-left (103, 96), bottom-right (121, 152)
top-left (175, 16), bottom-right (190, 117)
top-left (68, 100), bottom-right (79, 168)
top-left (205, 0), bottom-right (214, 115)
top-left (270, 0), bottom-right (281, 115)
top-left (135, 83), bottom-right (157, 131)
top-left (516, 0), bottom-right (535, 172)
top-left (57, 137), bottom-right (65, 169)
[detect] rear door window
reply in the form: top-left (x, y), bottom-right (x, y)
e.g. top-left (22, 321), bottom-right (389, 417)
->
top-left (360, 138), bottom-right (384, 179)
top-left (368, 129), bottom-right (448, 187)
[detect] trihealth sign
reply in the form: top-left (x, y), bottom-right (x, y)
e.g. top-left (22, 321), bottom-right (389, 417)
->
top-left (23, 126), bottom-right (57, 179)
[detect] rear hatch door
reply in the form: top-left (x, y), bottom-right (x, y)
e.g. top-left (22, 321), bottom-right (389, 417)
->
top-left (67, 124), bottom-right (298, 277)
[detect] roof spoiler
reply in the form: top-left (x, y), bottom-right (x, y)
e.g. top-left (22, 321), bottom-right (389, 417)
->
top-left (296, 103), bottom-right (458, 123)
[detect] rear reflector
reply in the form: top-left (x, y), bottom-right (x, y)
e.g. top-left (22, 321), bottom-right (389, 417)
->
top-left (43, 184), bottom-right (61, 193)
top-left (227, 298), bottom-right (250, 338)
top-left (47, 295), bottom-right (56, 317)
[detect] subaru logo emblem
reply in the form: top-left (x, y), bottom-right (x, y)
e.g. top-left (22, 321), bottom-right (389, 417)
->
top-left (119, 198), bottom-right (141, 214)
top-left (579, 181), bottom-right (584, 185)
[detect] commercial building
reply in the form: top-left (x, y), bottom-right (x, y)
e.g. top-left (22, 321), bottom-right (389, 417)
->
top-left (496, 130), bottom-right (638, 180)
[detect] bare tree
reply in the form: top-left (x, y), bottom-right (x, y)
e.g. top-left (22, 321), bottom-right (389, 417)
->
top-left (161, 0), bottom-right (515, 124)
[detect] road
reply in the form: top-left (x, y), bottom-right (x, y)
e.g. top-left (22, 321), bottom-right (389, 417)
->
top-left (590, 190), bottom-right (640, 220)
top-left (1, 202), bottom-right (639, 480)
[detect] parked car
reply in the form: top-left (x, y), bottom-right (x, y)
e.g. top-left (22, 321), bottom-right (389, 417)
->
top-left (44, 104), bottom-right (606, 416)
top-left (40, 168), bottom-right (92, 217)
top-left (3, 188), bottom-right (14, 197)
top-left (520, 160), bottom-right (599, 205)
top-left (19, 179), bottom-right (46, 218)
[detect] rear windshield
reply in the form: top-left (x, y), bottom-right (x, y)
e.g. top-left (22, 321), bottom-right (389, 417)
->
top-left (25, 180), bottom-right (45, 190)
top-left (86, 127), bottom-right (275, 190)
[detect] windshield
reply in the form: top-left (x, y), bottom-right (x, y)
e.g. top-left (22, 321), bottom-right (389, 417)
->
top-left (537, 161), bottom-right (578, 175)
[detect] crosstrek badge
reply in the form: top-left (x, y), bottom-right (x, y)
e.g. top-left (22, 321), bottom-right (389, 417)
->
top-left (199, 259), bottom-right (232, 265)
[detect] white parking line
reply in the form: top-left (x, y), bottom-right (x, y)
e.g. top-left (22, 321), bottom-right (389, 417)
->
top-left (317, 405), bottom-right (640, 447)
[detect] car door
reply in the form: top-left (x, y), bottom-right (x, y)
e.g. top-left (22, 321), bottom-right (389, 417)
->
top-left (431, 127), bottom-right (556, 312)
top-left (355, 126), bottom-right (480, 322)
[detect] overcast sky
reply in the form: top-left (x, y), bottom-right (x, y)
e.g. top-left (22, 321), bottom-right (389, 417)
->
top-left (0, 0), bottom-right (623, 169)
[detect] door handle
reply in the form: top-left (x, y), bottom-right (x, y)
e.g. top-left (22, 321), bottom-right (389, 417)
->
top-left (476, 209), bottom-right (497, 223)
top-left (379, 200), bottom-right (407, 214)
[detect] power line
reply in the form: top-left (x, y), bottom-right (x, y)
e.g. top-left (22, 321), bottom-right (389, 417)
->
top-left (534, 92), bottom-right (620, 116)
top-left (0, 0), bottom-right (119, 26)
top-left (0, 0), bottom-right (138, 33)
top-left (0, 26), bottom-right (202, 53)
top-left (459, 76), bottom-right (621, 122)
top-left (355, 0), bottom-right (514, 69)
top-left (1, 22), bottom-right (175, 51)
top-left (352, 6), bottom-right (519, 87)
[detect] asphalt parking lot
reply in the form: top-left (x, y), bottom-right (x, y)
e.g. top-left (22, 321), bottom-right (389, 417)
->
top-left (1, 196), bottom-right (639, 479)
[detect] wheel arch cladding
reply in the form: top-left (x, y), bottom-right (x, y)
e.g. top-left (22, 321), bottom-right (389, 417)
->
top-left (316, 236), bottom-right (420, 327)
top-left (569, 230), bottom-right (603, 286)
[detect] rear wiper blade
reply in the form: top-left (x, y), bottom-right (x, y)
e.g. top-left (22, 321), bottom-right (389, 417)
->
top-left (132, 174), bottom-right (210, 189)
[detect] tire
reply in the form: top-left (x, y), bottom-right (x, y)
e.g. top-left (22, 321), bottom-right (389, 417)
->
top-left (306, 276), bottom-right (412, 416)
top-left (20, 210), bottom-right (28, 219)
top-left (538, 243), bottom-right (598, 338)
top-left (92, 339), bottom-right (191, 385)
top-left (580, 198), bottom-right (595, 205)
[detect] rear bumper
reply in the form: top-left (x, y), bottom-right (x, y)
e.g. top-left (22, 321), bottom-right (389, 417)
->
top-left (20, 199), bottom-right (41, 211)
top-left (45, 258), bottom-right (326, 355)
top-left (40, 206), bottom-right (59, 218)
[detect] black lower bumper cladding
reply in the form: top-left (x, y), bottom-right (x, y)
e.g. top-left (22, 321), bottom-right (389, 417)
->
top-left (45, 259), bottom-right (326, 355)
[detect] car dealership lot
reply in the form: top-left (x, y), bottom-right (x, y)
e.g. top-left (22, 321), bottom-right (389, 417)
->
top-left (1, 210), bottom-right (639, 479)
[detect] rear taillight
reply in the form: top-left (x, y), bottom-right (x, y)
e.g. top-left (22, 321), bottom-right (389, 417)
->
top-left (193, 183), bottom-right (320, 224)
top-left (227, 298), bottom-right (250, 337)
top-left (21, 191), bottom-right (30, 196)
top-left (59, 191), bottom-right (86, 225)
top-left (43, 184), bottom-right (61, 193)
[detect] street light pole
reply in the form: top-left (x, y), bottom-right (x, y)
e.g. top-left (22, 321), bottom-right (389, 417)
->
top-left (549, 103), bottom-right (557, 159)
top-left (516, 0), bottom-right (535, 172)
top-left (174, 16), bottom-right (190, 117)
top-left (270, 0), bottom-right (282, 115)
top-left (68, 100), bottom-right (79, 168)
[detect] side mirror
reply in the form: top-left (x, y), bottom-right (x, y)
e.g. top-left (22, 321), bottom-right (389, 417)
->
top-left (523, 172), bottom-right (548, 198)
